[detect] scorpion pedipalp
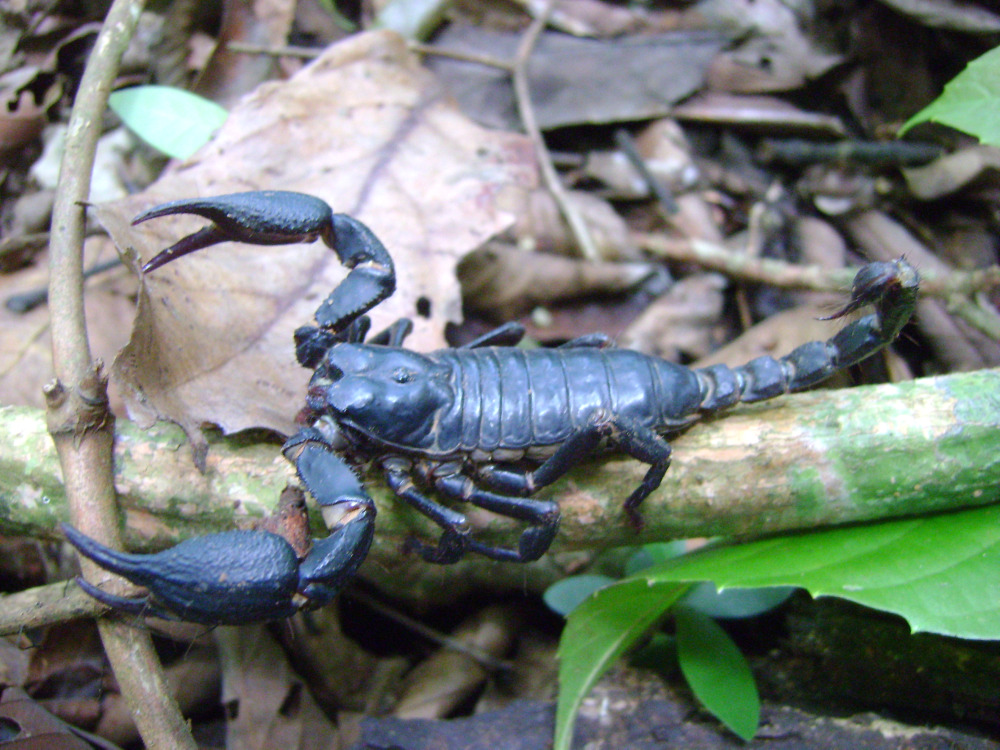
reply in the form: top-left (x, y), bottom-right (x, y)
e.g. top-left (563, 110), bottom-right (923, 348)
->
top-left (64, 429), bottom-right (375, 625)
top-left (136, 191), bottom-right (395, 336)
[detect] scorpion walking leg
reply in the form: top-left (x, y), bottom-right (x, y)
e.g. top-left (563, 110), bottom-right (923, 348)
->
top-left (558, 333), bottom-right (613, 349)
top-left (433, 474), bottom-right (560, 562)
top-left (383, 462), bottom-right (470, 564)
top-left (459, 322), bottom-right (526, 349)
top-left (478, 416), bottom-right (670, 530)
top-left (367, 318), bottom-right (414, 347)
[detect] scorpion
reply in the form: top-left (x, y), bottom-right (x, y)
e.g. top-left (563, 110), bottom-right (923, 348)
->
top-left (64, 190), bottom-right (920, 625)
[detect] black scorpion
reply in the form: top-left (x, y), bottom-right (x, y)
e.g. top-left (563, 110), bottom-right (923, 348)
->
top-left (64, 191), bottom-right (920, 625)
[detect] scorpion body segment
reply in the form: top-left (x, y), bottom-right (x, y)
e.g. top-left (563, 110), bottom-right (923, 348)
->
top-left (65, 191), bottom-right (919, 625)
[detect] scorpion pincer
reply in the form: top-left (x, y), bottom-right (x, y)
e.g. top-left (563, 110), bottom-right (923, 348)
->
top-left (63, 191), bottom-right (920, 625)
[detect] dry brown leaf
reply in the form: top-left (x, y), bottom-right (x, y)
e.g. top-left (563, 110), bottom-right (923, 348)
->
top-left (619, 273), bottom-right (728, 361)
top-left (0, 238), bottom-right (134, 413)
top-left (692, 0), bottom-right (842, 93)
top-left (903, 145), bottom-right (1000, 200)
top-left (217, 625), bottom-right (339, 750)
top-left (518, 0), bottom-right (643, 36)
top-left (393, 603), bottom-right (523, 719)
top-left (511, 188), bottom-right (641, 260)
top-left (427, 25), bottom-right (726, 130)
top-left (693, 303), bottom-right (851, 372)
top-left (459, 243), bottom-right (656, 320)
top-left (672, 93), bottom-right (847, 137)
top-left (99, 31), bottom-right (536, 440)
top-left (876, 0), bottom-right (1000, 32)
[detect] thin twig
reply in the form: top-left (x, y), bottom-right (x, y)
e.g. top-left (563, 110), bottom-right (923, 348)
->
top-left (636, 231), bottom-right (1000, 296)
top-left (511, 1), bottom-right (600, 260)
top-left (613, 128), bottom-right (678, 215)
top-left (0, 580), bottom-right (105, 635)
top-left (349, 589), bottom-right (512, 673)
top-left (635, 231), bottom-right (1000, 340)
top-left (227, 39), bottom-right (516, 71)
top-left (46, 0), bottom-right (197, 747)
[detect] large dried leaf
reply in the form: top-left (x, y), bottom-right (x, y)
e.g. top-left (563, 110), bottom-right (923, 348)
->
top-left (98, 31), bottom-right (536, 439)
top-left (0, 239), bottom-right (134, 413)
top-left (427, 26), bottom-right (727, 130)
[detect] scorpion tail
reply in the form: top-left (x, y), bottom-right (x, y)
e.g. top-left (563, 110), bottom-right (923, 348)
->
top-left (696, 258), bottom-right (919, 407)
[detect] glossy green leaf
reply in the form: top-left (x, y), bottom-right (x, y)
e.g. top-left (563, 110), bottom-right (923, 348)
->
top-left (544, 574), bottom-right (616, 616)
top-left (624, 540), bottom-right (689, 576)
top-left (642, 505), bottom-right (1000, 640)
top-left (109, 86), bottom-right (228, 159)
top-left (901, 46), bottom-right (1000, 144)
top-left (555, 578), bottom-right (688, 750)
top-left (675, 606), bottom-right (760, 741)
top-left (681, 582), bottom-right (795, 619)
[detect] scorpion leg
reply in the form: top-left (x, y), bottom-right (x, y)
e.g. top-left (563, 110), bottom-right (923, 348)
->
top-left (64, 431), bottom-right (375, 625)
top-left (558, 333), bottom-right (614, 349)
top-left (295, 314), bottom-right (411, 368)
top-left (136, 191), bottom-right (396, 336)
top-left (368, 318), bottom-right (414, 347)
top-left (478, 416), bottom-right (670, 530)
top-left (383, 462), bottom-right (470, 564)
top-left (433, 474), bottom-right (560, 562)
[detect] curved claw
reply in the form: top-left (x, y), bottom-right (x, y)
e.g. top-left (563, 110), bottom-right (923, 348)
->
top-left (136, 191), bottom-right (337, 273)
top-left (135, 190), bottom-right (396, 337)
top-left (64, 432), bottom-right (377, 624)
top-left (63, 524), bottom-right (302, 624)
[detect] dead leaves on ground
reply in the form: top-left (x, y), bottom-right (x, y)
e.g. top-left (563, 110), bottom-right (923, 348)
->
top-left (99, 31), bottom-right (536, 439)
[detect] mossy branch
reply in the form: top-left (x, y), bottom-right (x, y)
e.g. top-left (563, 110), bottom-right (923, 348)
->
top-left (3, 368), bottom-right (997, 626)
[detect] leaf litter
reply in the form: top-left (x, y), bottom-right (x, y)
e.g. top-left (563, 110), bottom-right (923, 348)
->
top-left (97, 31), bottom-right (536, 441)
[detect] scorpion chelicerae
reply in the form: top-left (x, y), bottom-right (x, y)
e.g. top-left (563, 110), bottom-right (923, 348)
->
top-left (64, 191), bottom-right (919, 625)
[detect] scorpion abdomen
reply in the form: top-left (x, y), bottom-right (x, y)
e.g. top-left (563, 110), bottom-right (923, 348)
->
top-left (436, 348), bottom-right (704, 454)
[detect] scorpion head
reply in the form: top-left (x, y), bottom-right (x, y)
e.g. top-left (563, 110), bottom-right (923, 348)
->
top-left (305, 343), bottom-right (453, 447)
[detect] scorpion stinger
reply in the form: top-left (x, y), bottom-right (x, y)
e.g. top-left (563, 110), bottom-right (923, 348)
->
top-left (66, 190), bottom-right (920, 625)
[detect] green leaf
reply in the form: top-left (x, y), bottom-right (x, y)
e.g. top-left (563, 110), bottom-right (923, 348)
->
top-left (901, 46), bottom-right (1000, 144)
top-left (544, 574), bottom-right (617, 616)
top-left (624, 540), bottom-right (689, 576)
top-left (642, 505), bottom-right (1000, 640)
top-left (675, 606), bottom-right (760, 741)
top-left (681, 582), bottom-right (795, 619)
top-left (109, 86), bottom-right (228, 159)
top-left (555, 578), bottom-right (688, 750)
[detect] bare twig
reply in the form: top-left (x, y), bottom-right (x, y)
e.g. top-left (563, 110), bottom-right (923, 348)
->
top-left (635, 230), bottom-right (1000, 339)
top-left (45, 0), bottom-right (197, 747)
top-left (613, 128), bottom-right (679, 215)
top-left (511, 1), bottom-right (600, 260)
top-left (635, 232), bottom-right (858, 290)
top-left (227, 39), bottom-right (515, 70)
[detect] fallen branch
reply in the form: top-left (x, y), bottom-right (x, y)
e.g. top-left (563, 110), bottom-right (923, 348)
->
top-left (3, 368), bottom-right (998, 630)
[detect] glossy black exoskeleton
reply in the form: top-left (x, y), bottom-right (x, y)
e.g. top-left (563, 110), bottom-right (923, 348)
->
top-left (65, 191), bottom-right (919, 624)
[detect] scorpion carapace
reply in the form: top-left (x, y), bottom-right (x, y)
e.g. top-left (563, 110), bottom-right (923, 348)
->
top-left (64, 191), bottom-right (920, 625)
